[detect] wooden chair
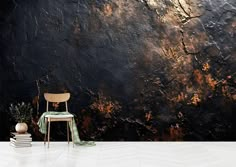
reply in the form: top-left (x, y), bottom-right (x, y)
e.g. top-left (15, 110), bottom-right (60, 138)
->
top-left (44, 93), bottom-right (74, 148)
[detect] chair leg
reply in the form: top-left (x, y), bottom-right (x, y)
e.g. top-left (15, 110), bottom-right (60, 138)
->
top-left (67, 121), bottom-right (69, 144)
top-left (44, 119), bottom-right (47, 145)
top-left (70, 120), bottom-right (74, 147)
top-left (48, 120), bottom-right (51, 148)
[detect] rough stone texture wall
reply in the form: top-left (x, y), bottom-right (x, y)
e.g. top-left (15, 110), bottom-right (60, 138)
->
top-left (0, 0), bottom-right (235, 141)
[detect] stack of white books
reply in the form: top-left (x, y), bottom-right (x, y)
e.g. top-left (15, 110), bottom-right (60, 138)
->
top-left (10, 132), bottom-right (32, 148)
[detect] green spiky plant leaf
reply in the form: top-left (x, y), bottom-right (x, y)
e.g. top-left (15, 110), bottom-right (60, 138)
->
top-left (9, 102), bottom-right (33, 123)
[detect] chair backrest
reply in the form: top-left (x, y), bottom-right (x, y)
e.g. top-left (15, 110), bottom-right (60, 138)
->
top-left (44, 93), bottom-right (70, 112)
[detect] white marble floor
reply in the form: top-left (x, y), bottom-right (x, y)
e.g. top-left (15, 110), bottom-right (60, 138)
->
top-left (0, 142), bottom-right (235, 167)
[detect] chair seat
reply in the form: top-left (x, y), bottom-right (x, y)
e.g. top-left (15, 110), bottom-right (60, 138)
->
top-left (45, 114), bottom-right (73, 118)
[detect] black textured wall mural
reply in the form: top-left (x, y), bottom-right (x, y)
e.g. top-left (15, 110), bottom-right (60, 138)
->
top-left (0, 0), bottom-right (235, 141)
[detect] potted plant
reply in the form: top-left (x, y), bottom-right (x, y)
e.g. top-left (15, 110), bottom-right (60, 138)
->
top-left (9, 102), bottom-right (33, 134)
